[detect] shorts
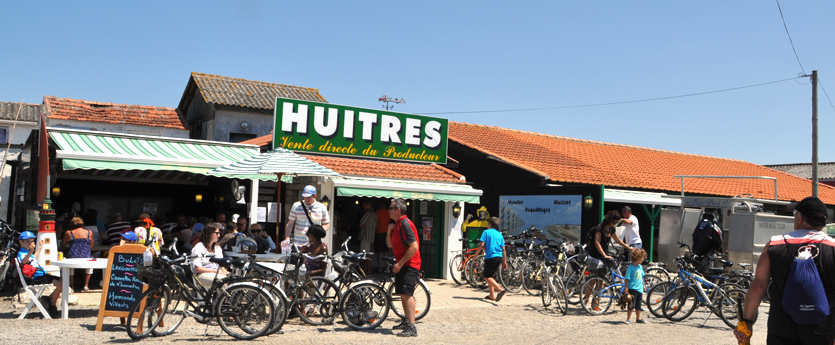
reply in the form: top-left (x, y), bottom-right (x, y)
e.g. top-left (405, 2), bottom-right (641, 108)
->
top-left (627, 289), bottom-right (643, 311)
top-left (394, 266), bottom-right (419, 296)
top-left (629, 243), bottom-right (643, 250)
top-left (33, 274), bottom-right (61, 285)
top-left (374, 233), bottom-right (389, 253)
top-left (482, 257), bottom-right (503, 279)
top-left (360, 240), bottom-right (372, 253)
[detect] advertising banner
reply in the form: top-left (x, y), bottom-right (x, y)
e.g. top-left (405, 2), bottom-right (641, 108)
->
top-left (499, 195), bottom-right (582, 242)
top-left (273, 98), bottom-right (448, 164)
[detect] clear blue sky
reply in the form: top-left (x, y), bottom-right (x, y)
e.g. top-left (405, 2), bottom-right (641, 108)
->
top-left (2, 1), bottom-right (833, 165)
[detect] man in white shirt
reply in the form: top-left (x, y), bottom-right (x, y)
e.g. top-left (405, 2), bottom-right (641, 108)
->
top-left (621, 206), bottom-right (641, 249)
top-left (285, 185), bottom-right (331, 246)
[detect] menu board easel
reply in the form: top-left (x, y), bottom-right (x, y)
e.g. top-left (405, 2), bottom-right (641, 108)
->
top-left (95, 244), bottom-right (148, 331)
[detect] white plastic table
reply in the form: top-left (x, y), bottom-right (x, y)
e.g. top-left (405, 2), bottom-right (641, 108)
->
top-left (51, 258), bottom-right (109, 319)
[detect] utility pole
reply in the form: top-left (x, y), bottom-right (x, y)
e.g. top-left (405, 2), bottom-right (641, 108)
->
top-left (812, 70), bottom-right (819, 197)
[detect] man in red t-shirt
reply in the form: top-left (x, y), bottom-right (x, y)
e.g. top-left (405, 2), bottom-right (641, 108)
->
top-left (386, 198), bottom-right (421, 337)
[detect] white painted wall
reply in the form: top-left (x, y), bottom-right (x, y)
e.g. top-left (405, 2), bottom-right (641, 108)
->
top-left (442, 201), bottom-right (465, 280)
top-left (47, 119), bottom-right (189, 138)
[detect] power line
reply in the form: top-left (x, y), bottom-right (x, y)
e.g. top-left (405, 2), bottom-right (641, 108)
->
top-left (775, 0), bottom-right (806, 74)
top-left (819, 79), bottom-right (835, 114)
top-left (419, 77), bottom-right (801, 115)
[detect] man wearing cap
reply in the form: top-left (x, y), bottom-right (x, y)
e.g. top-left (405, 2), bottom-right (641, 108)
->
top-left (119, 231), bottom-right (137, 245)
top-left (735, 196), bottom-right (835, 344)
top-left (285, 185), bottom-right (331, 246)
top-left (105, 213), bottom-right (131, 246)
top-left (17, 231), bottom-right (64, 318)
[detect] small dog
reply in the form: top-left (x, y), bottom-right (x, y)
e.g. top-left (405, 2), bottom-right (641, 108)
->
top-left (618, 292), bottom-right (633, 310)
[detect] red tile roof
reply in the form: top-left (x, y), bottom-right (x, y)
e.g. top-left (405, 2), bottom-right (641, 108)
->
top-left (302, 154), bottom-right (464, 183)
top-left (44, 96), bottom-right (186, 130)
top-left (240, 133), bottom-right (273, 147)
top-left (449, 122), bottom-right (835, 204)
top-left (239, 134), bottom-right (463, 183)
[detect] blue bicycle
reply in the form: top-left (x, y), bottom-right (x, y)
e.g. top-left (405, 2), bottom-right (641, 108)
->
top-left (580, 259), bottom-right (664, 316)
top-left (654, 250), bottom-right (745, 328)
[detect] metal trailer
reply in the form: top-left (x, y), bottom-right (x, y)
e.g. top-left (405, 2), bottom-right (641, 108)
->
top-left (657, 175), bottom-right (792, 271)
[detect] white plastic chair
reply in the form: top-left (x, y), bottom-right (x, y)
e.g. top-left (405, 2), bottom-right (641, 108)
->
top-left (14, 258), bottom-right (52, 319)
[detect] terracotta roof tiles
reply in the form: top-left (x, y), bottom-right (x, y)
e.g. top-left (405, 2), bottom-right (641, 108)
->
top-left (43, 96), bottom-right (185, 130)
top-left (449, 121), bottom-right (835, 204)
top-left (301, 154), bottom-right (463, 183)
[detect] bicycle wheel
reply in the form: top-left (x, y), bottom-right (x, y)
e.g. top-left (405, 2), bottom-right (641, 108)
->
top-left (645, 281), bottom-right (673, 318)
top-left (542, 274), bottom-right (568, 315)
top-left (717, 288), bottom-right (745, 329)
top-left (340, 281), bottom-right (390, 330)
top-left (726, 274), bottom-right (753, 290)
top-left (521, 262), bottom-right (540, 296)
top-left (294, 276), bottom-right (340, 326)
top-left (0, 259), bottom-right (10, 292)
top-left (646, 267), bottom-right (671, 281)
top-left (662, 286), bottom-right (698, 322)
top-left (565, 269), bottom-right (583, 305)
top-left (541, 274), bottom-right (552, 308)
top-left (465, 256), bottom-right (478, 288)
top-left (467, 255), bottom-right (487, 289)
top-left (126, 285), bottom-right (170, 340)
top-left (388, 279), bottom-right (431, 321)
top-left (766, 279), bottom-right (777, 302)
top-left (260, 281), bottom-right (289, 336)
top-left (499, 257), bottom-right (523, 293)
top-left (215, 284), bottom-right (276, 340)
top-left (150, 286), bottom-right (187, 337)
top-left (642, 274), bottom-right (664, 293)
top-left (580, 275), bottom-right (613, 316)
top-left (449, 254), bottom-right (465, 285)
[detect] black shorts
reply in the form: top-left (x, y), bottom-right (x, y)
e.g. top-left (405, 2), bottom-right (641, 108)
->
top-left (767, 332), bottom-right (835, 345)
top-left (374, 233), bottom-right (389, 253)
top-left (627, 289), bottom-right (643, 311)
top-left (394, 266), bottom-right (419, 296)
top-left (482, 257), bottom-right (503, 279)
top-left (32, 274), bottom-right (60, 285)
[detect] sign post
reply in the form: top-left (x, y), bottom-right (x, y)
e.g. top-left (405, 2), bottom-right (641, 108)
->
top-left (95, 244), bottom-right (148, 331)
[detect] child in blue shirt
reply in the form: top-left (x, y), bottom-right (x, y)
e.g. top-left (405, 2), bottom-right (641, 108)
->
top-left (624, 248), bottom-right (648, 324)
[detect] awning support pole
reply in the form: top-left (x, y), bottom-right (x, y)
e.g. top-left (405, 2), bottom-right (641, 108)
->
top-left (249, 178), bottom-right (259, 231)
top-left (641, 204), bottom-right (663, 262)
top-left (276, 173), bottom-right (284, 242)
top-left (599, 185), bottom-right (605, 222)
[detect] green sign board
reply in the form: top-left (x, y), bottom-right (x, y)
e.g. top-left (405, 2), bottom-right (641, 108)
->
top-left (273, 98), bottom-right (448, 164)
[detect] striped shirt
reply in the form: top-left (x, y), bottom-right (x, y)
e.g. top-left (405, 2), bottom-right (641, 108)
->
top-left (287, 201), bottom-right (330, 245)
top-left (105, 221), bottom-right (131, 245)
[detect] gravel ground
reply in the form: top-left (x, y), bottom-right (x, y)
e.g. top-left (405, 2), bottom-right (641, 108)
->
top-left (0, 293), bottom-right (770, 345)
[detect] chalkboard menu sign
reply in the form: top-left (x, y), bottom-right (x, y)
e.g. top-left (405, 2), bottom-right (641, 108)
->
top-left (105, 253), bottom-right (143, 312)
top-left (96, 244), bottom-right (148, 332)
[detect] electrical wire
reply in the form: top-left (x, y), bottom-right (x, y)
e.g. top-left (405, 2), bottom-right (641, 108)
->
top-left (418, 77), bottom-right (802, 115)
top-left (775, 0), bottom-right (806, 75)
top-left (819, 79), bottom-right (835, 114)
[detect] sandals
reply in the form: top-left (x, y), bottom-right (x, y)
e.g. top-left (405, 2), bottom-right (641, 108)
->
top-left (496, 290), bottom-right (507, 302)
top-left (484, 295), bottom-right (496, 301)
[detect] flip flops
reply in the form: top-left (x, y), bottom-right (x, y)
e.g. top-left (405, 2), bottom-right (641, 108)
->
top-left (496, 290), bottom-right (507, 302)
top-left (484, 295), bottom-right (496, 301)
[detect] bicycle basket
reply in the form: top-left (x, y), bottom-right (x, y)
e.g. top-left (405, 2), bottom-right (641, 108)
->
top-left (561, 242), bottom-right (576, 257)
top-left (137, 264), bottom-right (168, 288)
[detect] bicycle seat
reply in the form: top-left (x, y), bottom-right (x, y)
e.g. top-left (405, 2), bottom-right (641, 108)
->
top-left (545, 259), bottom-right (559, 266)
top-left (719, 259), bottom-right (733, 268)
top-left (344, 253), bottom-right (366, 263)
top-left (231, 258), bottom-right (248, 269)
top-left (209, 257), bottom-right (233, 268)
top-left (738, 263), bottom-right (751, 268)
top-left (382, 256), bottom-right (397, 265)
top-left (642, 259), bottom-right (649, 265)
top-left (473, 239), bottom-right (482, 244)
top-left (706, 267), bottom-right (725, 275)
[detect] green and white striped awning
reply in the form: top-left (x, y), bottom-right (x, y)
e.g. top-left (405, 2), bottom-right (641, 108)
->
top-left (208, 148), bottom-right (341, 181)
top-left (49, 128), bottom-right (263, 177)
top-left (334, 176), bottom-right (481, 203)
